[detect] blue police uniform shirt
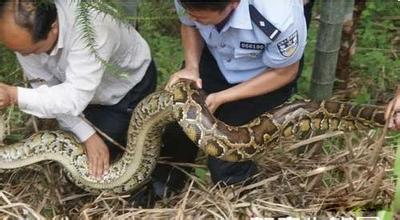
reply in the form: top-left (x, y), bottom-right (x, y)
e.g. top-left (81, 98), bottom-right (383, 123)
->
top-left (175, 0), bottom-right (307, 84)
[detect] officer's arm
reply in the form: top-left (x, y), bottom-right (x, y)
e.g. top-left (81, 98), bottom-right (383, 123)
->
top-left (166, 25), bottom-right (205, 89)
top-left (205, 62), bottom-right (298, 113)
top-left (181, 24), bottom-right (204, 72)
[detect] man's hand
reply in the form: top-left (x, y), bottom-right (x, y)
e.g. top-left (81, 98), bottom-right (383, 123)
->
top-left (205, 92), bottom-right (225, 114)
top-left (385, 94), bottom-right (400, 130)
top-left (83, 133), bottom-right (110, 179)
top-left (165, 67), bottom-right (202, 90)
top-left (0, 83), bottom-right (17, 109)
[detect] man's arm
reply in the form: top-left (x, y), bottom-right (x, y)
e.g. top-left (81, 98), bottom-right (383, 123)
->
top-left (181, 24), bottom-right (204, 73)
top-left (0, 80), bottom-right (110, 178)
top-left (0, 24), bottom-right (116, 178)
top-left (205, 62), bottom-right (299, 113)
top-left (385, 91), bottom-right (400, 130)
top-left (166, 24), bottom-right (204, 89)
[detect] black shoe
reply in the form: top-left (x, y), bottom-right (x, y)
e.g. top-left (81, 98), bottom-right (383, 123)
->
top-left (128, 184), bottom-right (158, 208)
top-left (152, 180), bottom-right (175, 198)
top-left (128, 180), bottom-right (173, 208)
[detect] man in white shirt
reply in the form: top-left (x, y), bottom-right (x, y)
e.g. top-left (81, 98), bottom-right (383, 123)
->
top-left (0, 0), bottom-right (205, 208)
top-left (0, 0), bottom-right (199, 207)
top-left (0, 0), bottom-right (156, 179)
top-left (0, 0), bottom-right (161, 183)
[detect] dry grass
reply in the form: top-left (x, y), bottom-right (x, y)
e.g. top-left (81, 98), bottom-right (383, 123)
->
top-left (0, 126), bottom-right (396, 219)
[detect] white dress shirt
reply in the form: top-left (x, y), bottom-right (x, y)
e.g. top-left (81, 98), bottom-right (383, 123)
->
top-left (16, 0), bottom-right (152, 142)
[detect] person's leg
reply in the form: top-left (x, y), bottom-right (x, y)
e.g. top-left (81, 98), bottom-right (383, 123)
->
top-left (198, 48), bottom-right (258, 186)
top-left (120, 62), bottom-right (197, 207)
top-left (83, 105), bottom-right (130, 159)
top-left (129, 122), bottom-right (199, 208)
top-left (153, 122), bottom-right (199, 192)
top-left (83, 61), bottom-right (157, 159)
top-left (199, 47), bottom-right (295, 186)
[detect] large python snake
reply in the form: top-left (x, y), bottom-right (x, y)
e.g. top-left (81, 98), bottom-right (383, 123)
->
top-left (0, 80), bottom-right (386, 193)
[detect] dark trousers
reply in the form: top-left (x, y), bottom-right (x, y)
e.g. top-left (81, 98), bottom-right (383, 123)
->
top-left (83, 61), bottom-right (198, 192)
top-left (202, 1), bottom-right (315, 184)
top-left (149, 47), bottom-right (295, 187)
top-left (83, 61), bottom-right (158, 159)
top-left (201, 48), bottom-right (295, 185)
top-left (149, 0), bottom-right (316, 187)
top-left (90, 1), bottom-right (316, 190)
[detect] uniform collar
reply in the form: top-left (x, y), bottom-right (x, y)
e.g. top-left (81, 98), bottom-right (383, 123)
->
top-left (225, 0), bottom-right (252, 31)
top-left (196, 0), bottom-right (252, 39)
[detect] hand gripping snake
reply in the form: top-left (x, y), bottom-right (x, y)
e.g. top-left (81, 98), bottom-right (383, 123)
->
top-left (0, 80), bottom-right (386, 193)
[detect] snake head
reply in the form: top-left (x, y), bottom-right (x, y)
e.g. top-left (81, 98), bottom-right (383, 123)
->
top-left (171, 78), bottom-right (199, 90)
top-left (169, 79), bottom-right (203, 103)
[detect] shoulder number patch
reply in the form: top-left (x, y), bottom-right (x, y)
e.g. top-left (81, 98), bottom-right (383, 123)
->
top-left (277, 31), bottom-right (299, 57)
top-left (240, 42), bottom-right (265, 50)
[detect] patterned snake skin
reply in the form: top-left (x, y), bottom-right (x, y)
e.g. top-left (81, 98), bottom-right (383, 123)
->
top-left (0, 80), bottom-right (386, 193)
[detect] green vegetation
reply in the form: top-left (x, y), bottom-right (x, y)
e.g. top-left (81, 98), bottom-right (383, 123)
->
top-left (0, 0), bottom-right (399, 217)
top-left (352, 1), bottom-right (400, 104)
top-left (0, 44), bottom-right (21, 84)
top-left (138, 0), bottom-right (183, 85)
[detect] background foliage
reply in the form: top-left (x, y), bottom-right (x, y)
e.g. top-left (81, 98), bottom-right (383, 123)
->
top-left (0, 0), bottom-right (399, 218)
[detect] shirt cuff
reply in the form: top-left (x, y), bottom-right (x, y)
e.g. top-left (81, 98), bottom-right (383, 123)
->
top-left (70, 120), bottom-right (96, 142)
top-left (17, 87), bottom-right (37, 113)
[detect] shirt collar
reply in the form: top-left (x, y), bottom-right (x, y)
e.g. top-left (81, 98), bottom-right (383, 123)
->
top-left (49, 7), bottom-right (65, 56)
top-left (224, 0), bottom-right (252, 31)
top-left (48, 32), bottom-right (63, 56)
top-left (194, 0), bottom-right (252, 39)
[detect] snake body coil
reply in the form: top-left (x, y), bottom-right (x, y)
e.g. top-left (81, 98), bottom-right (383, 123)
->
top-left (0, 80), bottom-right (386, 193)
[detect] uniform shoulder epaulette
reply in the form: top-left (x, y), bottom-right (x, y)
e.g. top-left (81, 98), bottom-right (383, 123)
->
top-left (249, 4), bottom-right (281, 41)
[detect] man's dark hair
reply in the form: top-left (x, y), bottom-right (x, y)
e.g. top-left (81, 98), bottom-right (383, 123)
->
top-left (178, 0), bottom-right (236, 11)
top-left (0, 0), bottom-right (57, 42)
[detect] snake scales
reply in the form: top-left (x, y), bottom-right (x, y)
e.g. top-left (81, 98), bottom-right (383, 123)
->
top-left (0, 80), bottom-right (386, 193)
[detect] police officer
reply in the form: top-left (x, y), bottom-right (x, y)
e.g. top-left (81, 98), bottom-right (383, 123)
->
top-left (165, 0), bottom-right (308, 186)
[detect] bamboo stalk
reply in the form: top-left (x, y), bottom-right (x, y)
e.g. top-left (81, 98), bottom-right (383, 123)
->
top-left (309, 0), bottom-right (348, 100)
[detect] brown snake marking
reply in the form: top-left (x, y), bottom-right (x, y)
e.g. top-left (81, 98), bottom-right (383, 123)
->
top-left (0, 79), bottom-right (386, 193)
top-left (174, 80), bottom-right (386, 161)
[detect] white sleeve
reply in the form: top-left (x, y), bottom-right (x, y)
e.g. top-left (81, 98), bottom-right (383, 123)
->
top-left (56, 114), bottom-right (95, 142)
top-left (16, 53), bottom-right (61, 88)
top-left (262, 19), bottom-right (307, 69)
top-left (16, 24), bottom-right (118, 142)
top-left (174, 0), bottom-right (196, 26)
top-left (17, 23), bottom-right (117, 118)
top-left (16, 55), bottom-right (96, 142)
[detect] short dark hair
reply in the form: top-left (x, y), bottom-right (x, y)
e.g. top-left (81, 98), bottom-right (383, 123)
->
top-left (0, 0), bottom-right (57, 42)
top-left (178, 0), bottom-right (235, 11)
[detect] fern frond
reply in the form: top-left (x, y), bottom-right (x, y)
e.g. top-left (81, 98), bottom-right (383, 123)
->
top-left (76, 0), bottom-right (130, 77)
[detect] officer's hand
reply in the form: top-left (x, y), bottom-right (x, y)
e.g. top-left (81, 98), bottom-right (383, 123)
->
top-left (83, 133), bottom-right (110, 179)
top-left (0, 83), bottom-right (16, 109)
top-left (385, 95), bottom-right (400, 130)
top-left (205, 92), bottom-right (224, 114)
top-left (165, 67), bottom-right (202, 90)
